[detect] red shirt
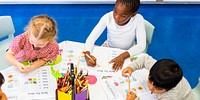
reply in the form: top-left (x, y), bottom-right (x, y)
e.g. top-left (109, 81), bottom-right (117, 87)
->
top-left (9, 32), bottom-right (59, 62)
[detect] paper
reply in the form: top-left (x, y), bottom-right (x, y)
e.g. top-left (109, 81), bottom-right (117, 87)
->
top-left (54, 41), bottom-right (86, 73)
top-left (1, 66), bottom-right (56, 100)
top-left (57, 41), bottom-right (132, 76)
top-left (99, 69), bottom-right (157, 100)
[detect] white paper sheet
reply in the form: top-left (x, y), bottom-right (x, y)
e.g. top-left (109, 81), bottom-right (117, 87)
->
top-left (1, 66), bottom-right (56, 100)
top-left (99, 69), bottom-right (157, 100)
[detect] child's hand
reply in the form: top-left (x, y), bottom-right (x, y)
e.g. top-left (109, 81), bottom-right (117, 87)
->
top-left (16, 62), bottom-right (28, 73)
top-left (85, 51), bottom-right (97, 67)
top-left (110, 55), bottom-right (125, 71)
top-left (126, 91), bottom-right (137, 100)
top-left (25, 65), bottom-right (35, 73)
top-left (122, 67), bottom-right (133, 77)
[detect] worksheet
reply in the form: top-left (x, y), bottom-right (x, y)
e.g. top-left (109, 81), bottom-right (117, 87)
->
top-left (55, 41), bottom-right (86, 73)
top-left (57, 41), bottom-right (134, 76)
top-left (1, 66), bottom-right (56, 100)
top-left (99, 69), bottom-right (157, 100)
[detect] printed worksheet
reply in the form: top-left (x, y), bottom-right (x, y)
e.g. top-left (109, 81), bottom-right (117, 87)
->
top-left (57, 41), bottom-right (144, 77)
top-left (57, 41), bottom-right (135, 76)
top-left (55, 41), bottom-right (87, 73)
top-left (1, 66), bottom-right (56, 100)
top-left (99, 69), bottom-right (157, 100)
top-left (89, 46), bottom-right (135, 76)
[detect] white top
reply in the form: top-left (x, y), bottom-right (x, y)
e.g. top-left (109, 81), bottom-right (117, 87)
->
top-left (85, 11), bottom-right (146, 57)
top-left (129, 53), bottom-right (196, 100)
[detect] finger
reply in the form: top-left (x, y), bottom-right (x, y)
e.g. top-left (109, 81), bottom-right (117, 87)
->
top-left (23, 66), bottom-right (28, 70)
top-left (114, 63), bottom-right (119, 71)
top-left (89, 59), bottom-right (95, 64)
top-left (128, 71), bottom-right (132, 76)
top-left (119, 64), bottom-right (123, 70)
top-left (112, 66), bottom-right (116, 71)
top-left (116, 63), bottom-right (122, 71)
top-left (91, 56), bottom-right (96, 61)
top-left (122, 69), bottom-right (128, 77)
top-left (88, 62), bottom-right (96, 67)
top-left (115, 65), bottom-right (120, 71)
top-left (20, 69), bottom-right (27, 73)
top-left (109, 59), bottom-right (115, 64)
top-left (112, 63), bottom-right (117, 71)
top-left (130, 91), bottom-right (134, 94)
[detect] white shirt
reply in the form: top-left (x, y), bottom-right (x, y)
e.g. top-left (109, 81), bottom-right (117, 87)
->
top-left (129, 53), bottom-right (196, 100)
top-left (85, 11), bottom-right (146, 56)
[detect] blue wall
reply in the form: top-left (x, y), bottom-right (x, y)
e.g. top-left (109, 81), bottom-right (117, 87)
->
top-left (0, 4), bottom-right (200, 88)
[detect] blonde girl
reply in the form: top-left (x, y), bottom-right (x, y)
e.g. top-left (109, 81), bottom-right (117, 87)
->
top-left (5, 15), bottom-right (59, 73)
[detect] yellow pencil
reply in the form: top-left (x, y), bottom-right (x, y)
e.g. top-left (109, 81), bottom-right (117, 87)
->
top-left (83, 51), bottom-right (100, 67)
top-left (128, 78), bottom-right (130, 92)
top-left (84, 52), bottom-right (95, 63)
top-left (126, 73), bottom-right (131, 92)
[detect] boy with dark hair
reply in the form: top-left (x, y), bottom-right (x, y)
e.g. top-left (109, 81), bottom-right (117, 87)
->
top-left (0, 73), bottom-right (7, 100)
top-left (122, 53), bottom-right (195, 100)
top-left (85, 0), bottom-right (146, 71)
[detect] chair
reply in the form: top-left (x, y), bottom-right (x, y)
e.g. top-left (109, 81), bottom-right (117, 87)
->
top-left (0, 16), bottom-right (15, 70)
top-left (143, 19), bottom-right (155, 52)
top-left (193, 77), bottom-right (200, 100)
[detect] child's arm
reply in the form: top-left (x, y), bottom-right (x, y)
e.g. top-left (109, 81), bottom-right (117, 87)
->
top-left (85, 13), bottom-right (108, 57)
top-left (127, 18), bottom-right (146, 57)
top-left (128, 53), bottom-right (156, 71)
top-left (26, 59), bottom-right (46, 73)
top-left (110, 51), bottom-right (130, 71)
top-left (4, 50), bottom-right (28, 73)
top-left (0, 91), bottom-right (8, 100)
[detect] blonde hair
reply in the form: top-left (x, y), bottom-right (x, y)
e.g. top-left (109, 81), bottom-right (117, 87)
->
top-left (27, 15), bottom-right (57, 41)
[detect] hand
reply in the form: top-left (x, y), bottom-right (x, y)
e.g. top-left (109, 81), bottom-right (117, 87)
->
top-left (126, 91), bottom-right (137, 100)
top-left (122, 67), bottom-right (133, 77)
top-left (110, 54), bottom-right (125, 71)
top-left (16, 62), bottom-right (28, 73)
top-left (25, 65), bottom-right (35, 73)
top-left (85, 51), bottom-right (97, 67)
top-left (110, 52), bottom-right (130, 71)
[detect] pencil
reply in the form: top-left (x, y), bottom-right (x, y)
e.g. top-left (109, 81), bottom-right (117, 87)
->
top-left (83, 51), bottom-right (100, 67)
top-left (77, 55), bottom-right (80, 71)
top-left (84, 52), bottom-right (95, 63)
top-left (128, 78), bottom-right (130, 92)
top-left (126, 73), bottom-right (131, 92)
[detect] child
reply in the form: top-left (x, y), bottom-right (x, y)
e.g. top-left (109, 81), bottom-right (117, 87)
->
top-left (122, 53), bottom-right (196, 100)
top-left (85, 0), bottom-right (146, 71)
top-left (0, 73), bottom-right (7, 100)
top-left (4, 15), bottom-right (59, 73)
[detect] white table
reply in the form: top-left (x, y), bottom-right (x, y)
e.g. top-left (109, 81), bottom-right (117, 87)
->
top-left (1, 40), bottom-right (153, 100)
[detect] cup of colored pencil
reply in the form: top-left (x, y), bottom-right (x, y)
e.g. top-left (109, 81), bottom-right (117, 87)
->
top-left (56, 63), bottom-right (88, 100)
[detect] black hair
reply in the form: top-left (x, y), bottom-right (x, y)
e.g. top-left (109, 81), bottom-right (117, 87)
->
top-left (117, 0), bottom-right (140, 13)
top-left (149, 59), bottom-right (183, 91)
top-left (0, 73), bottom-right (5, 87)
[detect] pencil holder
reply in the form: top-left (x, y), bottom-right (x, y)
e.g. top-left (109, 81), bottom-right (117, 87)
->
top-left (56, 89), bottom-right (71, 100)
top-left (56, 89), bottom-right (88, 100)
top-left (75, 89), bottom-right (88, 100)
